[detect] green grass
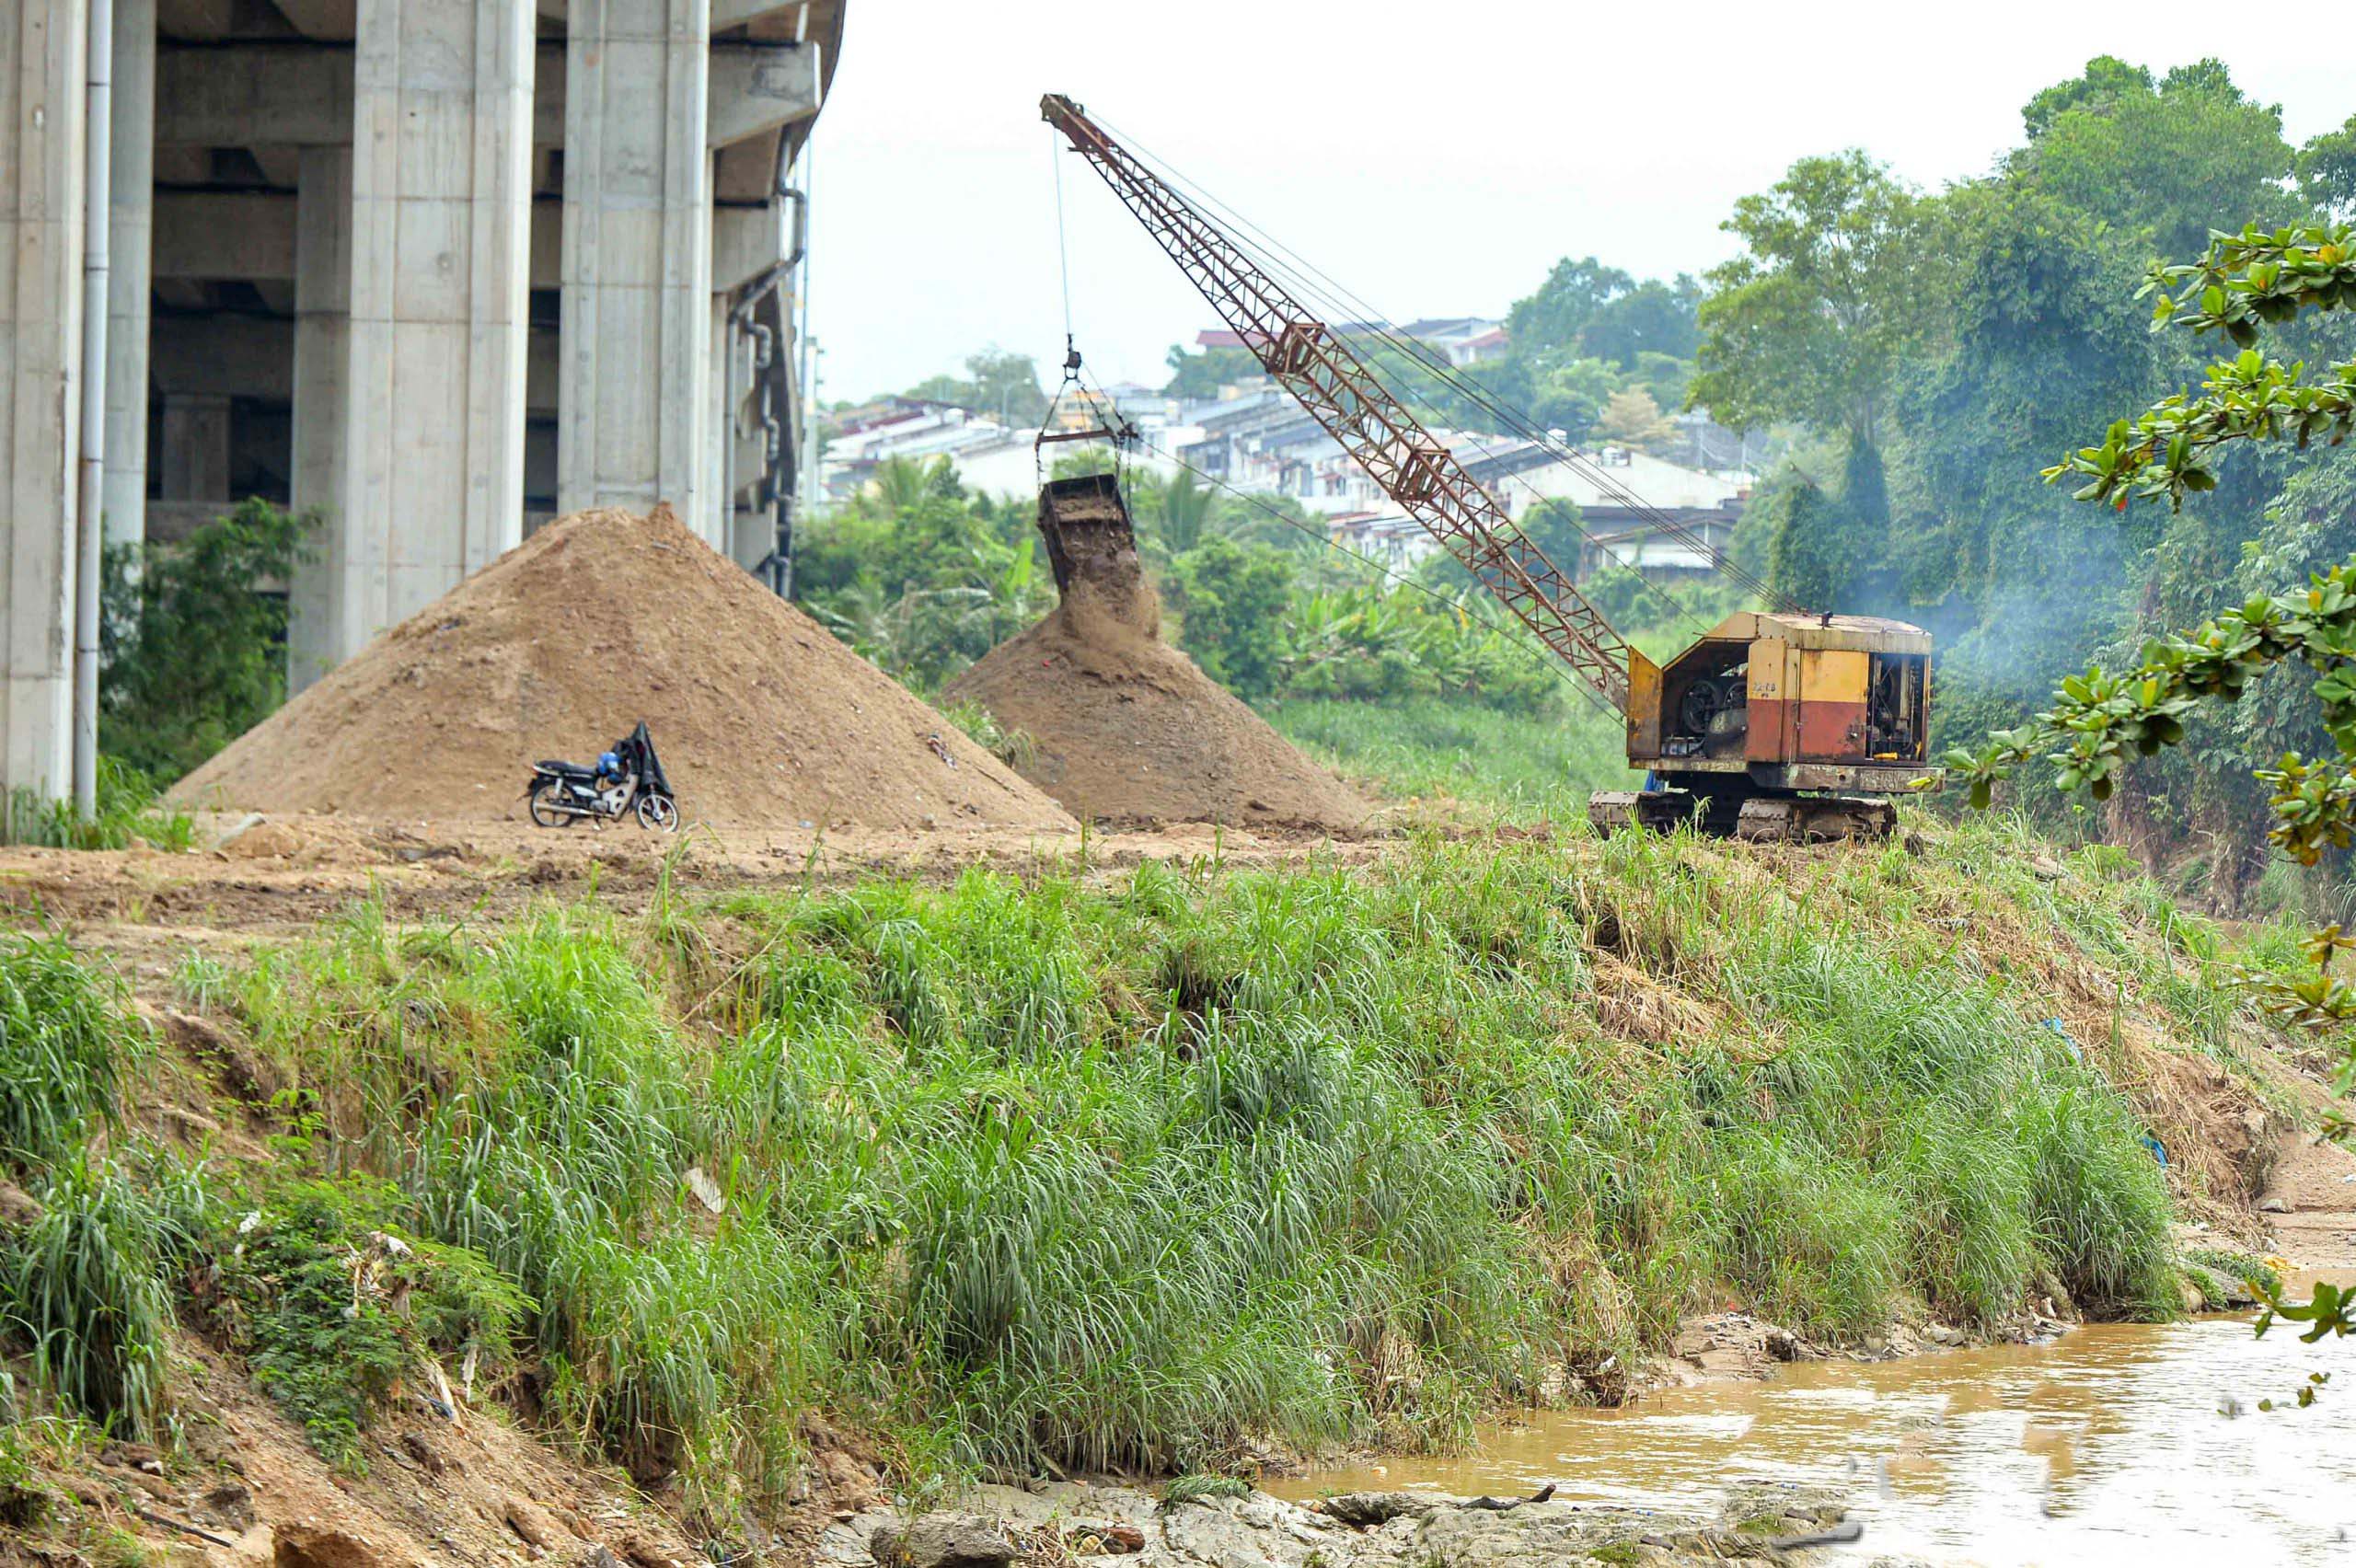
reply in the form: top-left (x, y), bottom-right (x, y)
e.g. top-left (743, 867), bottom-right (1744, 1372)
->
top-left (183, 815), bottom-right (2215, 1515)
top-left (0, 812), bottom-right (2292, 1518)
top-left (1264, 694), bottom-right (1634, 820)
top-left (0, 757), bottom-right (193, 853)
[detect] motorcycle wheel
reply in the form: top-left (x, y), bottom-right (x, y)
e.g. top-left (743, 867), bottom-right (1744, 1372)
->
top-left (528, 780), bottom-right (576, 829)
top-left (636, 793), bottom-right (680, 833)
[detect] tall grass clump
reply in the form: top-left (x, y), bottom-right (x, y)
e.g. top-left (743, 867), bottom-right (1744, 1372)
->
top-left (0, 933), bottom-right (141, 1166)
top-left (0, 1159), bottom-right (183, 1436)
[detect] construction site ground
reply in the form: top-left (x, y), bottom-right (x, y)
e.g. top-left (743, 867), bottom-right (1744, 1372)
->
top-left (0, 810), bottom-right (1420, 953)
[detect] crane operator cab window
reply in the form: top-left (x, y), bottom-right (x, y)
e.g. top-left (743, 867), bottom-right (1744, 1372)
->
top-left (1866, 651), bottom-right (1929, 762)
top-left (1660, 641), bottom-right (1750, 759)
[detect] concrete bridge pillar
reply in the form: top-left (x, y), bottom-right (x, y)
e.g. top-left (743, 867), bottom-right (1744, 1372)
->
top-left (287, 145), bottom-right (350, 693)
top-left (101, 0), bottom-right (149, 559)
top-left (321, 0), bottom-right (533, 664)
top-left (1, 0), bottom-right (87, 802)
top-left (559, 0), bottom-right (710, 530)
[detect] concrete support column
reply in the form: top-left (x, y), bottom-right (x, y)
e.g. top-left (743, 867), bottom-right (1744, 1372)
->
top-left (559, 0), bottom-right (710, 530)
top-left (158, 391), bottom-right (228, 502)
top-left (332, 0), bottom-right (532, 662)
top-left (287, 146), bottom-right (349, 692)
top-left (100, 0), bottom-right (148, 557)
top-left (1, 0), bottom-right (88, 801)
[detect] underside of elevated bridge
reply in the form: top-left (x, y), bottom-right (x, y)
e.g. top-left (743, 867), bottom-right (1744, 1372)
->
top-left (0, 0), bottom-right (844, 799)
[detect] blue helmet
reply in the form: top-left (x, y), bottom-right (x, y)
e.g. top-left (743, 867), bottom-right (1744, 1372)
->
top-left (598, 750), bottom-right (620, 774)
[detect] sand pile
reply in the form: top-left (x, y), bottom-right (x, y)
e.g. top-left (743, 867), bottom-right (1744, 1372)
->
top-left (172, 506), bottom-right (1077, 832)
top-left (943, 477), bottom-right (1366, 831)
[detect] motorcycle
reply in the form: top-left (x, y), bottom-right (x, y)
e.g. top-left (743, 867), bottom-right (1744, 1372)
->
top-left (525, 721), bottom-right (680, 832)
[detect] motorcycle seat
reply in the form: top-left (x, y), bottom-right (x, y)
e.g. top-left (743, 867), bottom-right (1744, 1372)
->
top-left (535, 760), bottom-right (600, 779)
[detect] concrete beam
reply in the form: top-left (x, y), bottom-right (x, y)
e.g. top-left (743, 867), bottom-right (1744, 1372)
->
top-left (156, 40), bottom-right (352, 146)
top-left (710, 0), bottom-right (796, 29)
top-left (286, 145), bottom-right (346, 689)
top-left (154, 190), bottom-right (296, 279)
top-left (326, 0), bottom-right (535, 664)
top-left (150, 314), bottom-right (294, 398)
top-left (711, 201), bottom-right (783, 294)
top-left (707, 40), bottom-right (815, 148)
top-left (270, 0), bottom-right (354, 38)
top-left (156, 38), bottom-right (805, 148)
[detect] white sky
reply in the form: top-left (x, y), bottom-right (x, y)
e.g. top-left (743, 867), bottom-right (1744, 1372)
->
top-left (801, 2), bottom-right (2352, 402)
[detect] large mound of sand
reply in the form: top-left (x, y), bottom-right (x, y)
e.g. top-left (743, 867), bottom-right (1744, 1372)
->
top-left (943, 479), bottom-right (1366, 831)
top-left (173, 507), bottom-right (1077, 833)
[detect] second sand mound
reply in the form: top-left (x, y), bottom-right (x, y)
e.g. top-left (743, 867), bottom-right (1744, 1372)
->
top-left (173, 506), bottom-right (1077, 833)
top-left (944, 477), bottom-right (1366, 831)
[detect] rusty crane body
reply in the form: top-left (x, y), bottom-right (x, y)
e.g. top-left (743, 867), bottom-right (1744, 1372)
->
top-left (1041, 94), bottom-right (1936, 839)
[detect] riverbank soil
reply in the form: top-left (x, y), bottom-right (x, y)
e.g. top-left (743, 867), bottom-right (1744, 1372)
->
top-left (0, 815), bottom-right (2338, 1568)
top-left (2258, 1127), bottom-right (2356, 1279)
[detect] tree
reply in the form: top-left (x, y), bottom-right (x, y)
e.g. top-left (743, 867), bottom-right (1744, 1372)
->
top-left (101, 500), bottom-right (312, 782)
top-left (1505, 256), bottom-right (1634, 357)
top-left (1952, 223), bottom-right (2356, 1177)
top-left (2009, 58), bottom-right (2293, 262)
top-left (1162, 343), bottom-right (1265, 400)
top-left (899, 350), bottom-right (1050, 425)
top-left (1576, 276), bottom-right (1702, 367)
top-left (1166, 538), bottom-right (1294, 699)
top-left (1593, 387), bottom-right (1678, 452)
top-left (2299, 114), bottom-right (2356, 221)
top-left (1689, 151), bottom-right (1928, 444)
top-left (1139, 468), bottom-right (1215, 556)
top-left (1524, 357), bottom-right (1619, 442)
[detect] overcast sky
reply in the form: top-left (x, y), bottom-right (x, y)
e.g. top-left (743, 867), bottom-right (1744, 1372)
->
top-left (800, 3), bottom-right (2352, 403)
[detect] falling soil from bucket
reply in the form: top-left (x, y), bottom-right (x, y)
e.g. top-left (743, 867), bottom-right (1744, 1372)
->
top-left (943, 476), bottom-right (1367, 831)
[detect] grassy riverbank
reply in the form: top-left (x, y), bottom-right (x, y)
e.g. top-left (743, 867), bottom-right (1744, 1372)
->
top-left (0, 817), bottom-right (2299, 1532)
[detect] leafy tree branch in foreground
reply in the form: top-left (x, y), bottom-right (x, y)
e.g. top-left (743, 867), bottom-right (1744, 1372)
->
top-left (1949, 221), bottom-right (2356, 1338)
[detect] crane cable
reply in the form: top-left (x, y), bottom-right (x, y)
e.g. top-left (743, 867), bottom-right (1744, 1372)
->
top-left (1087, 117), bottom-right (1716, 636)
top-left (1094, 112), bottom-right (1801, 620)
top-left (1078, 368), bottom-right (1625, 728)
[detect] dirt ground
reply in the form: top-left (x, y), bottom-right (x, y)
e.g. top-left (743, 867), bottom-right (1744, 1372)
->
top-left (0, 809), bottom-right (1405, 979)
top-left (2258, 1128), bottom-right (2356, 1282)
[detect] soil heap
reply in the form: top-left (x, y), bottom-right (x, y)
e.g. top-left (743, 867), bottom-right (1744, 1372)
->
top-left (943, 476), bottom-right (1367, 830)
top-left (172, 506), bottom-right (1078, 832)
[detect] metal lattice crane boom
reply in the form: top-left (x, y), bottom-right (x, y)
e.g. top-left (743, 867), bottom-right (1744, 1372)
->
top-left (1041, 93), bottom-right (1634, 712)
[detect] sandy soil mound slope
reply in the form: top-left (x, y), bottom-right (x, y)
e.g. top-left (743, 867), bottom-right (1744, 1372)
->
top-left (173, 506), bottom-right (1077, 832)
top-left (944, 477), bottom-right (1366, 831)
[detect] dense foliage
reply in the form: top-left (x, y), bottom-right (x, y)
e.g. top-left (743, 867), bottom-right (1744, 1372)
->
top-left (1692, 55), bottom-right (2354, 914)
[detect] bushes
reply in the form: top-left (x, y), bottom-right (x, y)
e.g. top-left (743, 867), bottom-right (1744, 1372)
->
top-left (100, 499), bottom-right (311, 782)
top-left (210, 1180), bottom-right (528, 1471)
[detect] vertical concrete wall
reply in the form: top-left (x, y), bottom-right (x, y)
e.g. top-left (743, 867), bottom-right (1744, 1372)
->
top-left (559, 0), bottom-right (710, 532)
top-left (100, 0), bottom-right (146, 556)
top-left (328, 0), bottom-right (533, 663)
top-left (1, 0), bottom-right (87, 801)
top-left (286, 145), bottom-right (350, 692)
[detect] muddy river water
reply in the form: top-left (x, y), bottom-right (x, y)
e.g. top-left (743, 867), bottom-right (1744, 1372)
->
top-left (1266, 1313), bottom-right (2356, 1565)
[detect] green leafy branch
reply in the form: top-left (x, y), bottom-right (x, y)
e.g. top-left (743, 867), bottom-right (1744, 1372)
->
top-left (2042, 224), bottom-right (2356, 509)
